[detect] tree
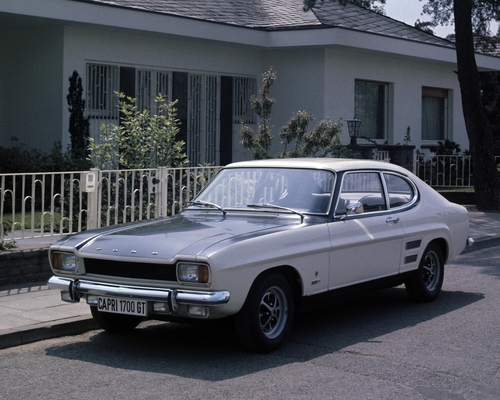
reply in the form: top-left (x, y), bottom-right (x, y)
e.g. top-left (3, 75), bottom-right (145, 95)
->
top-left (240, 68), bottom-right (346, 159)
top-left (279, 110), bottom-right (343, 158)
top-left (303, 0), bottom-right (385, 13)
top-left (240, 68), bottom-right (277, 159)
top-left (88, 93), bottom-right (188, 170)
top-left (422, 0), bottom-right (500, 210)
top-left (480, 70), bottom-right (500, 154)
top-left (67, 71), bottom-right (90, 157)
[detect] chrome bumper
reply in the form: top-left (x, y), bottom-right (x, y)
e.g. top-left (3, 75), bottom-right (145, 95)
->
top-left (48, 276), bottom-right (230, 313)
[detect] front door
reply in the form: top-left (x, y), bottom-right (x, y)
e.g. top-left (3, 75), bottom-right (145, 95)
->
top-left (328, 171), bottom-right (404, 289)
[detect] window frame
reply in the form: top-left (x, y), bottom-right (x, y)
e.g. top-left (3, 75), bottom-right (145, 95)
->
top-left (354, 80), bottom-right (390, 142)
top-left (421, 86), bottom-right (449, 142)
top-left (334, 170), bottom-right (419, 217)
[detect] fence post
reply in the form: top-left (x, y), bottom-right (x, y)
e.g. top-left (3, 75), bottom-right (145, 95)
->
top-left (157, 166), bottom-right (167, 218)
top-left (87, 168), bottom-right (100, 230)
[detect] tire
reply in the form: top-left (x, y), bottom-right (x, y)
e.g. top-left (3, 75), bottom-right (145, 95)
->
top-left (234, 272), bottom-right (294, 353)
top-left (405, 243), bottom-right (444, 303)
top-left (90, 306), bottom-right (143, 332)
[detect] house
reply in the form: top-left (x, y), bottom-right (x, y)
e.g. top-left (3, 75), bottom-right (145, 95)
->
top-left (1, 0), bottom-right (500, 167)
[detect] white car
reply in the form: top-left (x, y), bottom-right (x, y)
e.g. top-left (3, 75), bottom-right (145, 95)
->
top-left (48, 158), bottom-right (471, 352)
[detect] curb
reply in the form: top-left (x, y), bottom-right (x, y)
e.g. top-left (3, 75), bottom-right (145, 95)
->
top-left (0, 316), bottom-right (98, 350)
top-left (462, 236), bottom-right (500, 253)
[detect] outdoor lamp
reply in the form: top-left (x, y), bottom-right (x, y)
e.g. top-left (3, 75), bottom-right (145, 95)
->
top-left (347, 119), bottom-right (361, 145)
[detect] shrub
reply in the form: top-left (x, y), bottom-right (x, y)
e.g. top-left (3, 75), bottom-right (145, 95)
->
top-left (88, 93), bottom-right (188, 169)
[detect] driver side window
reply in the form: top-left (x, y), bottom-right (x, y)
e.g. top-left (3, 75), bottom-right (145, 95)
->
top-left (336, 172), bottom-right (387, 214)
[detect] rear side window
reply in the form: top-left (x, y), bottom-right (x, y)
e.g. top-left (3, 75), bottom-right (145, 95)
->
top-left (383, 173), bottom-right (416, 208)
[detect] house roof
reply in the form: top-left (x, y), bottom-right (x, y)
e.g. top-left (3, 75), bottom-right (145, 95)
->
top-left (85, 0), bottom-right (455, 48)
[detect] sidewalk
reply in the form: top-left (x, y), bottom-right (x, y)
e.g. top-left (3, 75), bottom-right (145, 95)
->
top-left (1, 210), bottom-right (499, 350)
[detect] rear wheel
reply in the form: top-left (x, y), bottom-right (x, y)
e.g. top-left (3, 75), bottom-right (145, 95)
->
top-left (90, 306), bottom-right (143, 332)
top-left (234, 272), bottom-right (294, 353)
top-left (405, 243), bottom-right (444, 302)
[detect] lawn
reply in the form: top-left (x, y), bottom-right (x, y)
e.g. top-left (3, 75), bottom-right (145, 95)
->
top-left (2, 211), bottom-right (63, 231)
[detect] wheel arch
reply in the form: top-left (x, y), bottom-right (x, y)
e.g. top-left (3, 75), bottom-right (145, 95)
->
top-left (429, 237), bottom-right (448, 263)
top-left (251, 265), bottom-right (303, 305)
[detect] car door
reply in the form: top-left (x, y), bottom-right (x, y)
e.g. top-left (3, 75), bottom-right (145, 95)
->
top-left (327, 171), bottom-right (404, 289)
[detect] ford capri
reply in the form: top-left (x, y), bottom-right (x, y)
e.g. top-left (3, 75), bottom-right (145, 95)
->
top-left (48, 158), bottom-right (471, 352)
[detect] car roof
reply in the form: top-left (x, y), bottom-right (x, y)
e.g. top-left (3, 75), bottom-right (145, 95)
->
top-left (224, 158), bottom-right (410, 174)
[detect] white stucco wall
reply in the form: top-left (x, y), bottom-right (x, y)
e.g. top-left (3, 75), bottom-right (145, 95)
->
top-left (324, 48), bottom-right (467, 151)
top-left (1, 26), bottom-right (64, 152)
top-left (263, 47), bottom-right (327, 157)
top-left (0, 21), bottom-right (471, 161)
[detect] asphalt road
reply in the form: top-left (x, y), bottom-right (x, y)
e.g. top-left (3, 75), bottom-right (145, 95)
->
top-left (1, 246), bottom-right (499, 400)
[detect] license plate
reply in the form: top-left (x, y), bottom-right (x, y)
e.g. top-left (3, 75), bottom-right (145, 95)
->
top-left (97, 296), bottom-right (148, 317)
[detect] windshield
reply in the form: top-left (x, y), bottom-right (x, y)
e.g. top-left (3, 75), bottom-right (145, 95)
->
top-left (192, 167), bottom-right (335, 214)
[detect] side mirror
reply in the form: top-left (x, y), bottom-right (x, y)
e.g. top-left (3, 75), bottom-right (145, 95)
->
top-left (339, 201), bottom-right (363, 220)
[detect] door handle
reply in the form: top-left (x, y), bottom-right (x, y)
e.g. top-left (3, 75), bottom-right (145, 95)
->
top-left (386, 216), bottom-right (400, 224)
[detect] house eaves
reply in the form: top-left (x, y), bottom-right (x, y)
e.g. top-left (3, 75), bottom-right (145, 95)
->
top-left (84, 0), bottom-right (453, 47)
top-left (2, 0), bottom-right (499, 69)
top-left (67, 0), bottom-right (474, 66)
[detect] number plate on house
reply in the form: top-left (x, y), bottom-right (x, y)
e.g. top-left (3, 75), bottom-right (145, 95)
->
top-left (97, 296), bottom-right (148, 316)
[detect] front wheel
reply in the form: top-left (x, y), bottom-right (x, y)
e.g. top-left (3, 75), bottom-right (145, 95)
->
top-left (90, 306), bottom-right (143, 332)
top-left (234, 272), bottom-right (294, 353)
top-left (405, 243), bottom-right (444, 302)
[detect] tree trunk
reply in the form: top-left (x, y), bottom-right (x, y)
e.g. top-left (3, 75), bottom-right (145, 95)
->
top-left (454, 0), bottom-right (500, 210)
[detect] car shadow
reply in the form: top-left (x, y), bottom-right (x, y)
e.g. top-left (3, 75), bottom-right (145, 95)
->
top-left (45, 287), bottom-right (484, 381)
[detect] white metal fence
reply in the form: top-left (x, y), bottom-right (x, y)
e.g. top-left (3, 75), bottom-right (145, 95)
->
top-left (3, 155), bottom-right (499, 243)
top-left (413, 154), bottom-right (500, 187)
top-left (413, 154), bottom-right (473, 187)
top-left (0, 166), bottom-right (221, 242)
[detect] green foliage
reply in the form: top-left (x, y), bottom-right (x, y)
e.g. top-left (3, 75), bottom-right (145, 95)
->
top-left (88, 93), bottom-right (188, 169)
top-left (45, 142), bottom-right (90, 172)
top-left (0, 240), bottom-right (17, 251)
top-left (404, 126), bottom-right (411, 145)
top-left (0, 140), bottom-right (89, 173)
top-left (423, 0), bottom-right (500, 37)
top-left (241, 68), bottom-right (349, 159)
top-left (67, 70), bottom-right (90, 156)
top-left (329, 134), bottom-right (359, 158)
top-left (279, 111), bottom-right (343, 158)
top-left (1, 219), bottom-right (12, 236)
top-left (303, 0), bottom-right (386, 13)
top-left (430, 139), bottom-right (463, 155)
top-left (0, 142), bottom-right (47, 173)
top-left (0, 219), bottom-right (16, 250)
top-left (240, 68), bottom-right (277, 160)
top-left (481, 71), bottom-right (500, 153)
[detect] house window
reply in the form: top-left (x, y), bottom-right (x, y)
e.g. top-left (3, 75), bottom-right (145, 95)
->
top-left (422, 87), bottom-right (448, 141)
top-left (188, 74), bottom-right (220, 166)
top-left (86, 63), bottom-right (256, 166)
top-left (136, 69), bottom-right (171, 112)
top-left (355, 80), bottom-right (388, 140)
top-left (86, 63), bottom-right (119, 118)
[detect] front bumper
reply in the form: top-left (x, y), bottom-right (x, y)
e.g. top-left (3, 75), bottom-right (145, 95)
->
top-left (48, 276), bottom-right (230, 314)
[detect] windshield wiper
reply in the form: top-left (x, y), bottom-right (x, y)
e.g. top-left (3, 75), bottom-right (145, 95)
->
top-left (187, 200), bottom-right (226, 215)
top-left (247, 203), bottom-right (304, 223)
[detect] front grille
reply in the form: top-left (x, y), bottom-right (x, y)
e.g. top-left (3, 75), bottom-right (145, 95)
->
top-left (84, 258), bottom-right (177, 281)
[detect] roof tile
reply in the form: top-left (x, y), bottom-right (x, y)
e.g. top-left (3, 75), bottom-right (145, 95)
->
top-left (86, 0), bottom-right (454, 47)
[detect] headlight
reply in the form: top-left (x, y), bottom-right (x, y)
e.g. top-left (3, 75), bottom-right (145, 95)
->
top-left (177, 262), bottom-right (209, 284)
top-left (52, 252), bottom-right (78, 272)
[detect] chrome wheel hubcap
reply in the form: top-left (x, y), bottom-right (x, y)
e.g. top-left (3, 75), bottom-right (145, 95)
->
top-left (422, 250), bottom-right (440, 291)
top-left (259, 286), bottom-right (288, 339)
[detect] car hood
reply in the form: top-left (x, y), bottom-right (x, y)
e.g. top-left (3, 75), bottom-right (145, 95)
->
top-left (52, 212), bottom-right (302, 260)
